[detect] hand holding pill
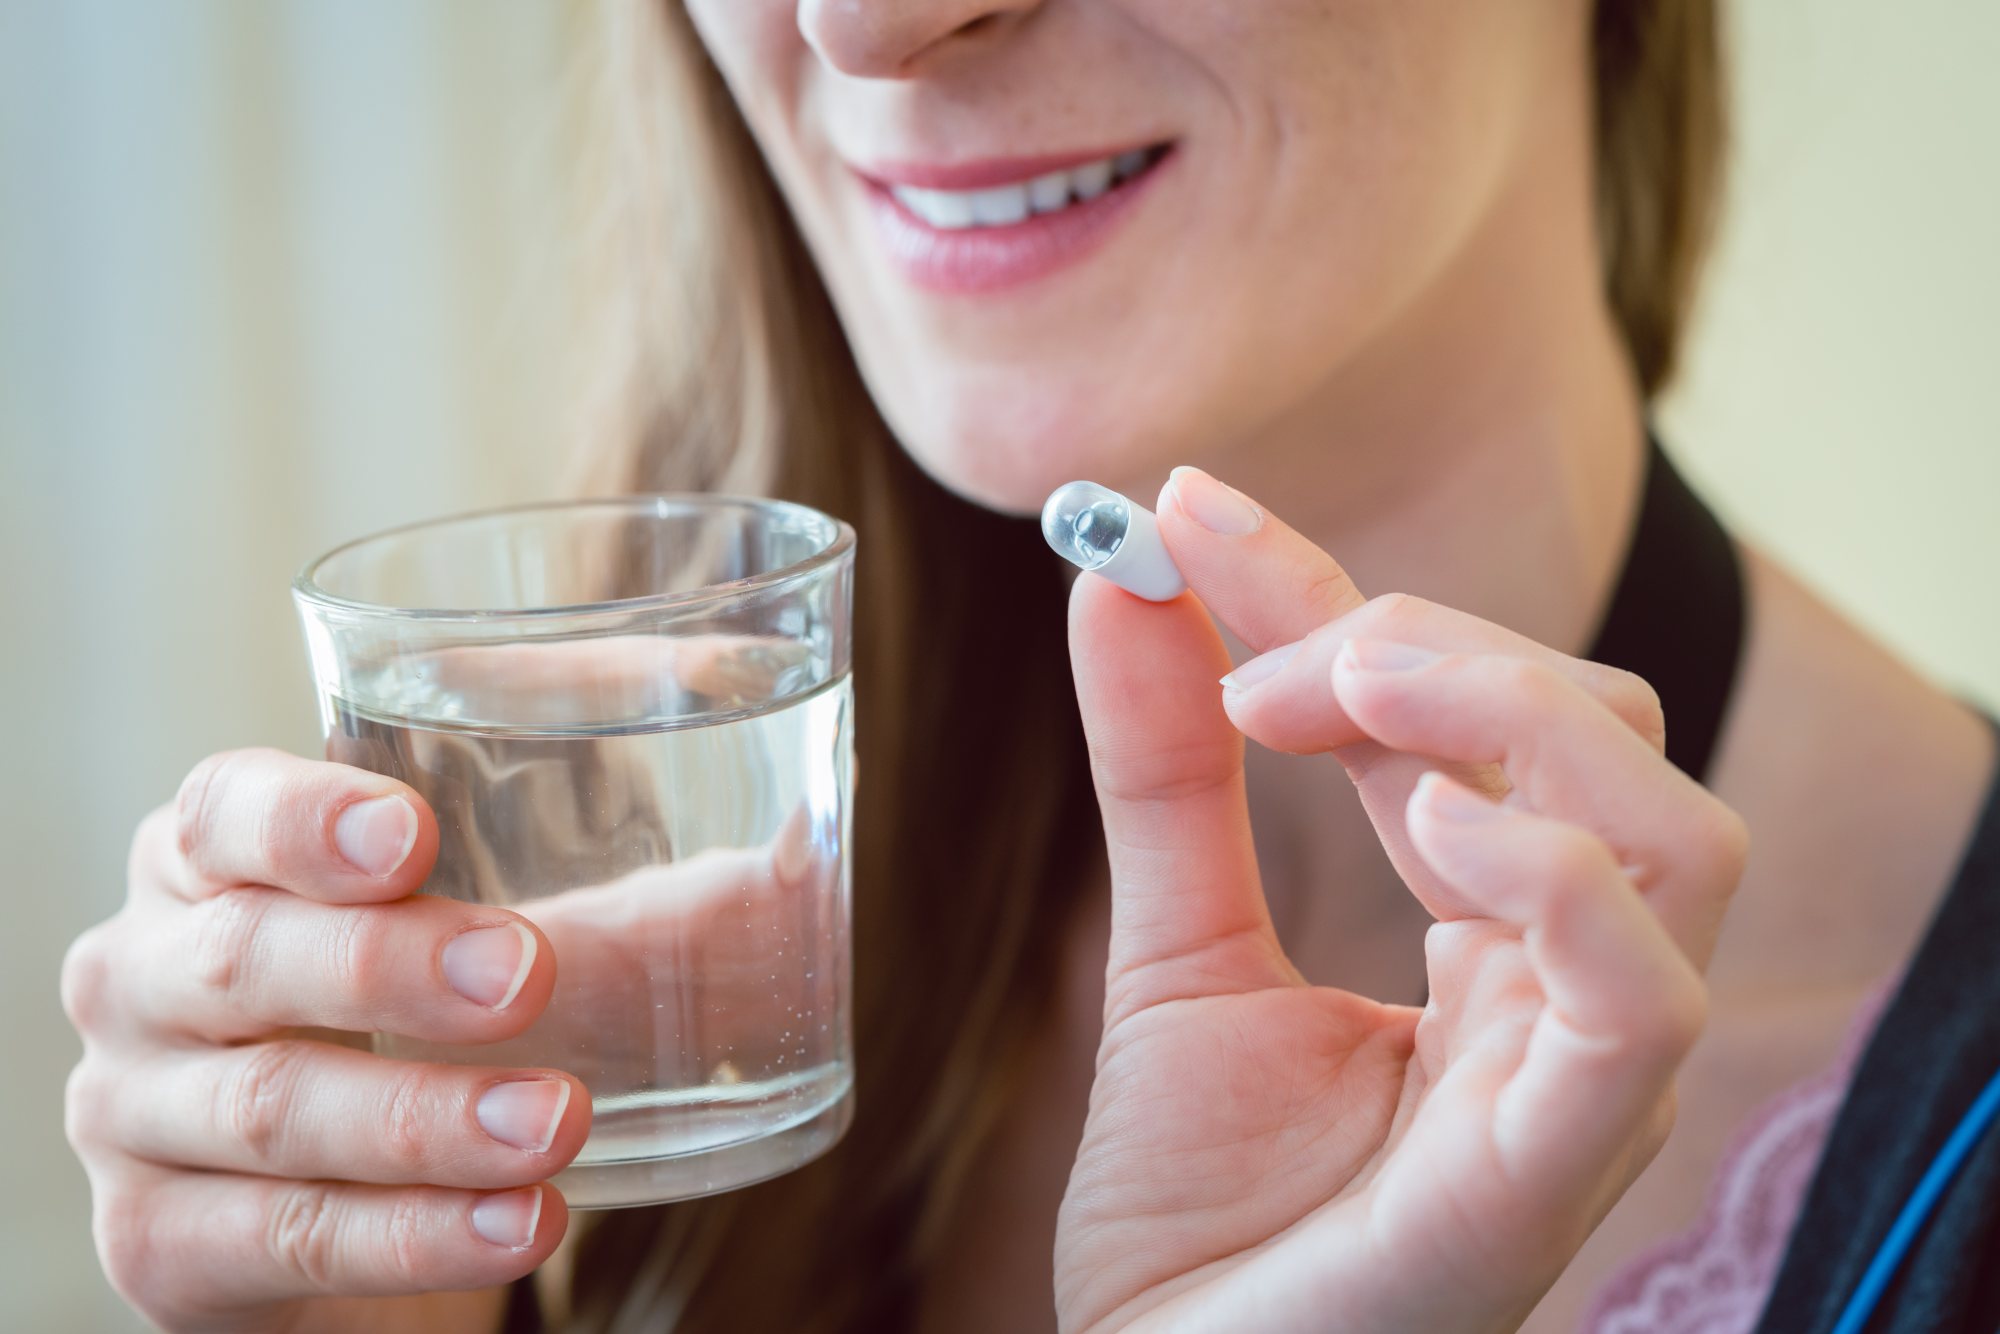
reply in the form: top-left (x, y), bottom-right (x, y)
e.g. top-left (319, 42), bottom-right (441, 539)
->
top-left (1050, 466), bottom-right (1745, 1334)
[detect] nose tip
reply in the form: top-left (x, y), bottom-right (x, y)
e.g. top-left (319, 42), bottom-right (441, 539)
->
top-left (798, 0), bottom-right (1034, 78)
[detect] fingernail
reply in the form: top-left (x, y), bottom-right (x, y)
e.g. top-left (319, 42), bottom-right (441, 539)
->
top-left (442, 923), bottom-right (536, 1011)
top-left (333, 795), bottom-right (417, 877)
top-left (1220, 641), bottom-right (1302, 693)
top-left (1420, 772), bottom-right (1505, 823)
top-left (1341, 638), bottom-right (1441, 673)
top-left (476, 1079), bottom-right (570, 1154)
top-left (1169, 466), bottom-right (1263, 535)
top-left (470, 1187), bottom-right (543, 1250)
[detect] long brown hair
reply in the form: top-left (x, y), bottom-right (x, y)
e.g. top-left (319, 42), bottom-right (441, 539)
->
top-left (557, 2), bottom-right (1725, 1329)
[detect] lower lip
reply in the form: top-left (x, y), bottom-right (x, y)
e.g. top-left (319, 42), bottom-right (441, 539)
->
top-left (861, 150), bottom-right (1174, 295)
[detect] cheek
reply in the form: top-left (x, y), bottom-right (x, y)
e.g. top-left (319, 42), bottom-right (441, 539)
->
top-left (683, 0), bottom-right (798, 86)
top-left (1203, 2), bottom-right (1543, 346)
top-left (683, 0), bottom-right (817, 175)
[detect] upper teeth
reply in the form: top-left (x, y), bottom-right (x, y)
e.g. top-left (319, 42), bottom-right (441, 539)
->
top-left (891, 150), bottom-right (1153, 230)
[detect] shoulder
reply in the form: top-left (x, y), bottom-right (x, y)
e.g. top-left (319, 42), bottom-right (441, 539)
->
top-left (1704, 551), bottom-right (1997, 1004)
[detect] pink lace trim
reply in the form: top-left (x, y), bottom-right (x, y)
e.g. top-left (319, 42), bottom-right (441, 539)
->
top-left (1578, 985), bottom-right (1892, 1334)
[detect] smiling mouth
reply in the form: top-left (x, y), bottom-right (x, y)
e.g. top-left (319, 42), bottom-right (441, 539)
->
top-left (855, 142), bottom-right (1176, 293)
top-left (877, 145), bottom-right (1172, 231)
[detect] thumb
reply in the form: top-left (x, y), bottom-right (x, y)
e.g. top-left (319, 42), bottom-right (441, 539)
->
top-left (1068, 573), bottom-right (1297, 1026)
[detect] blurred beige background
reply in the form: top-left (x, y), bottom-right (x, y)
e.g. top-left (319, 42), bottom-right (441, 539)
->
top-left (2, 1), bottom-right (1994, 1327)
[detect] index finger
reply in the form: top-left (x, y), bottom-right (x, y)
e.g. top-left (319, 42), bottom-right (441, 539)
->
top-left (1154, 466), bottom-right (1368, 649)
top-left (1068, 576), bottom-right (1296, 1028)
top-left (172, 748), bottom-right (438, 903)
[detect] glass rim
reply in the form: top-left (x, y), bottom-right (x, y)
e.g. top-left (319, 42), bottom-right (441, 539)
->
top-left (292, 493), bottom-right (855, 624)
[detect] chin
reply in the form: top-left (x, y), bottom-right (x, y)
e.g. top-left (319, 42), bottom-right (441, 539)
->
top-left (873, 369), bottom-right (1179, 518)
top-left (890, 434), bottom-right (1070, 517)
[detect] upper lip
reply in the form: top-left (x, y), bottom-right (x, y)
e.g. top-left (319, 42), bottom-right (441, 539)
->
top-left (853, 142), bottom-right (1166, 191)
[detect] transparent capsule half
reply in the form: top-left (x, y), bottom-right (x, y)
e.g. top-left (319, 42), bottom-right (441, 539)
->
top-left (1042, 481), bottom-right (1128, 571)
top-left (1040, 480), bottom-right (1187, 602)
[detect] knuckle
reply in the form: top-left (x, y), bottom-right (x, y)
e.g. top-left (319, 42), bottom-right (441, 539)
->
top-left (190, 888), bottom-right (273, 1005)
top-left (1091, 730), bottom-right (1242, 805)
top-left (1492, 654), bottom-right (1563, 705)
top-left (1356, 590), bottom-right (1427, 637)
top-left (65, 1058), bottom-right (115, 1153)
top-left (1636, 1087), bottom-right (1681, 1164)
top-left (175, 751), bottom-right (250, 871)
top-left (1604, 667), bottom-right (1667, 751)
top-left (1543, 824), bottom-right (1617, 892)
top-left (95, 1183), bottom-right (166, 1308)
top-left (127, 805), bottom-right (180, 894)
top-left (1646, 976), bottom-right (1710, 1059)
top-left (258, 776), bottom-right (316, 892)
top-left (178, 748), bottom-right (321, 887)
top-left (259, 761), bottom-right (331, 885)
top-left (326, 904), bottom-right (395, 999)
top-left (1422, 919), bottom-right (1487, 978)
top-left (379, 1066), bottom-right (441, 1176)
top-left (1298, 564), bottom-right (1363, 618)
top-left (381, 1191), bottom-right (431, 1285)
top-left (1615, 963), bottom-right (1708, 1064)
top-left (60, 925), bottom-right (116, 1033)
top-left (267, 1181), bottom-right (343, 1292)
top-left (1694, 798), bottom-right (1752, 885)
top-left (224, 1040), bottom-right (313, 1167)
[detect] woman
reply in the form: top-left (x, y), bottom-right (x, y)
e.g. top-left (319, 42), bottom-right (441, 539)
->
top-left (60, 1), bottom-right (2000, 1331)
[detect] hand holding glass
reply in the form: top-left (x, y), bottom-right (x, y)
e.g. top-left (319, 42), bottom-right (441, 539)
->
top-left (294, 497), bottom-right (855, 1208)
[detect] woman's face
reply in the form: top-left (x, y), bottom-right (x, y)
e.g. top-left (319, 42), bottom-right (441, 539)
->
top-left (686, 1), bottom-right (1580, 512)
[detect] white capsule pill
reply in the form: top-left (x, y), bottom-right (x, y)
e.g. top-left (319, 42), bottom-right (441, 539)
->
top-left (1040, 480), bottom-right (1187, 602)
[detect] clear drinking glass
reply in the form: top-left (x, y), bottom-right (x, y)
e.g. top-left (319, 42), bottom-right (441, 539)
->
top-left (293, 496), bottom-right (855, 1208)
